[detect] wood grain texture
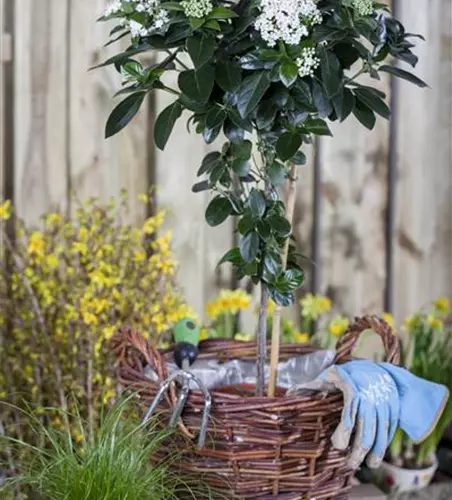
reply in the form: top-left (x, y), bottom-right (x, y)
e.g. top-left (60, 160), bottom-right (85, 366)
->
top-left (69, 0), bottom-right (148, 224)
top-left (318, 83), bottom-right (390, 318)
top-left (155, 59), bottom-right (233, 318)
top-left (14, 0), bottom-right (69, 223)
top-left (394, 0), bottom-right (452, 321)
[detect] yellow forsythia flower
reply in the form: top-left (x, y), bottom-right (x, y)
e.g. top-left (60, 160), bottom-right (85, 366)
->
top-left (28, 232), bottom-right (45, 255)
top-left (0, 200), bottom-right (12, 220)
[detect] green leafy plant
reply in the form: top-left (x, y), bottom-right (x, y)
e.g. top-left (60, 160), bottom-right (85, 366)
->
top-left (388, 298), bottom-right (452, 469)
top-left (99, 0), bottom-right (425, 395)
top-left (0, 397), bottom-right (215, 500)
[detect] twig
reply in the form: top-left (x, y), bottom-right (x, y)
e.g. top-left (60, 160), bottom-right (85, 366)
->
top-left (267, 164), bottom-right (298, 397)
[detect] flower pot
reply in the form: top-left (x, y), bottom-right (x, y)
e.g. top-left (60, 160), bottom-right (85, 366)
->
top-left (375, 457), bottom-right (438, 493)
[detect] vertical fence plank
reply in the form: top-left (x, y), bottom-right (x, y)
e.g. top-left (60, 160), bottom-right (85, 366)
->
top-left (69, 0), bottom-right (148, 224)
top-left (394, 0), bottom-right (452, 321)
top-left (318, 77), bottom-right (390, 317)
top-left (14, 0), bottom-right (69, 223)
top-left (155, 70), bottom-right (234, 317)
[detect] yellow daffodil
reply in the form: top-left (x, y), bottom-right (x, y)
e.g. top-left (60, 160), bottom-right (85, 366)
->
top-left (200, 328), bottom-right (210, 341)
top-left (294, 332), bottom-right (310, 343)
top-left (433, 296), bottom-right (450, 316)
top-left (0, 200), bottom-right (12, 220)
top-left (329, 316), bottom-right (350, 337)
top-left (382, 312), bottom-right (395, 328)
top-left (427, 314), bottom-right (443, 330)
top-left (300, 293), bottom-right (332, 320)
top-left (403, 314), bottom-right (421, 332)
top-left (206, 289), bottom-right (252, 320)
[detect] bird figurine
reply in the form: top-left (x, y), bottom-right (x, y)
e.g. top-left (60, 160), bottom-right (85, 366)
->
top-left (173, 318), bottom-right (200, 370)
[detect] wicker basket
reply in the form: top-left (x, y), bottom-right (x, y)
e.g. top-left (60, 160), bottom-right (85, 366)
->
top-left (112, 315), bottom-right (400, 499)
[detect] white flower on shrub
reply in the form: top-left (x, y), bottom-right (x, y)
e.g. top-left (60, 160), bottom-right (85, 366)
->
top-left (353, 0), bottom-right (373, 16)
top-left (296, 47), bottom-right (320, 77)
top-left (255, 0), bottom-right (322, 47)
top-left (181, 0), bottom-right (213, 18)
top-left (104, 0), bottom-right (169, 35)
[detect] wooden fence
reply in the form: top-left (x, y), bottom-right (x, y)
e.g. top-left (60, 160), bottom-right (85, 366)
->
top-left (1, 0), bottom-right (451, 325)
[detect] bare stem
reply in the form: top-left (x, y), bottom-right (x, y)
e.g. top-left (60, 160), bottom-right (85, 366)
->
top-left (256, 283), bottom-right (269, 396)
top-left (267, 164), bottom-right (298, 397)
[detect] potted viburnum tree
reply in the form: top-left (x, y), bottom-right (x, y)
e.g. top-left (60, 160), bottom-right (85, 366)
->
top-left (99, 0), bottom-right (425, 398)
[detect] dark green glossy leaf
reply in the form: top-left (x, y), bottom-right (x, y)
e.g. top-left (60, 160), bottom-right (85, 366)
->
top-left (204, 19), bottom-right (221, 30)
top-left (205, 196), bottom-right (232, 226)
top-left (160, 1), bottom-right (184, 10)
top-left (276, 132), bottom-right (303, 161)
top-left (282, 267), bottom-right (305, 291)
top-left (209, 6), bottom-right (238, 19)
top-left (178, 65), bottom-right (215, 103)
top-left (320, 49), bottom-right (342, 97)
top-left (311, 79), bottom-right (333, 118)
top-left (264, 252), bottom-right (282, 276)
top-left (353, 99), bottom-right (376, 130)
top-left (105, 92), bottom-right (145, 138)
top-left (237, 71), bottom-right (271, 118)
top-left (279, 60), bottom-right (299, 88)
top-left (249, 189), bottom-right (266, 218)
top-left (189, 16), bottom-right (205, 30)
top-left (228, 108), bottom-right (253, 132)
top-left (256, 220), bottom-right (271, 240)
top-left (230, 139), bottom-right (252, 160)
top-left (238, 214), bottom-right (256, 234)
top-left (268, 162), bottom-right (286, 186)
top-left (205, 105), bottom-right (227, 130)
top-left (341, 88), bottom-right (355, 121)
top-left (203, 122), bottom-right (223, 144)
top-left (192, 180), bottom-right (210, 192)
top-left (198, 151), bottom-right (222, 176)
top-left (267, 215), bottom-right (291, 237)
top-left (154, 100), bottom-right (183, 149)
top-left (354, 88), bottom-right (390, 119)
top-left (224, 120), bottom-right (245, 144)
top-left (209, 162), bottom-right (227, 183)
top-left (292, 151), bottom-right (306, 165)
top-left (231, 158), bottom-right (250, 176)
top-left (240, 231), bottom-right (260, 263)
top-left (218, 247), bottom-right (244, 266)
top-left (187, 35), bottom-right (216, 69)
top-left (303, 118), bottom-right (332, 136)
top-left (216, 61), bottom-right (242, 93)
top-left (379, 65), bottom-right (428, 87)
top-left (269, 288), bottom-right (294, 307)
top-left (256, 100), bottom-right (277, 130)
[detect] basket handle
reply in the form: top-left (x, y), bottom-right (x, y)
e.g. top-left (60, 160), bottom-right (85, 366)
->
top-left (333, 315), bottom-right (400, 365)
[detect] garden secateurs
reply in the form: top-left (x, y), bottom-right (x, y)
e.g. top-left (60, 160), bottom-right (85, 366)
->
top-left (142, 319), bottom-right (211, 449)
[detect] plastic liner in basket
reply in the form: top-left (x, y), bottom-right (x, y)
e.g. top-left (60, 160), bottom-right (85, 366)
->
top-left (144, 349), bottom-right (336, 392)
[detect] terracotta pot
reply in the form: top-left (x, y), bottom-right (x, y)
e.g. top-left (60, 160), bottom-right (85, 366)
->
top-left (375, 457), bottom-right (438, 493)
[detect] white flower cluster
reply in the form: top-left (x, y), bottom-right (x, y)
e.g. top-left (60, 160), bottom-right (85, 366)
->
top-left (104, 0), bottom-right (169, 36)
top-left (255, 0), bottom-right (322, 47)
top-left (296, 47), bottom-right (320, 77)
top-left (352, 0), bottom-right (373, 16)
top-left (180, 0), bottom-right (213, 18)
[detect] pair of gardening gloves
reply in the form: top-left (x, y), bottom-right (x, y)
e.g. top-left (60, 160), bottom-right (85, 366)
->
top-left (292, 360), bottom-right (449, 470)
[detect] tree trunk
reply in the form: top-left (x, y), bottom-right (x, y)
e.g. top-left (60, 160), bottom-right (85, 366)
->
top-left (256, 283), bottom-right (269, 396)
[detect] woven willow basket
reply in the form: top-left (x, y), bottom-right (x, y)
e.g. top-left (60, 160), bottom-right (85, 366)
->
top-left (112, 315), bottom-right (400, 499)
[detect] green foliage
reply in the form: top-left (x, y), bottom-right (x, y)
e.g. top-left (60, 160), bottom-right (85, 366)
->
top-left (388, 299), bottom-right (452, 468)
top-left (0, 398), bottom-right (214, 500)
top-left (100, 0), bottom-right (425, 307)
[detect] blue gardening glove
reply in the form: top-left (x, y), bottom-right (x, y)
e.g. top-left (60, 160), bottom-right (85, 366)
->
top-left (318, 360), bottom-right (449, 469)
